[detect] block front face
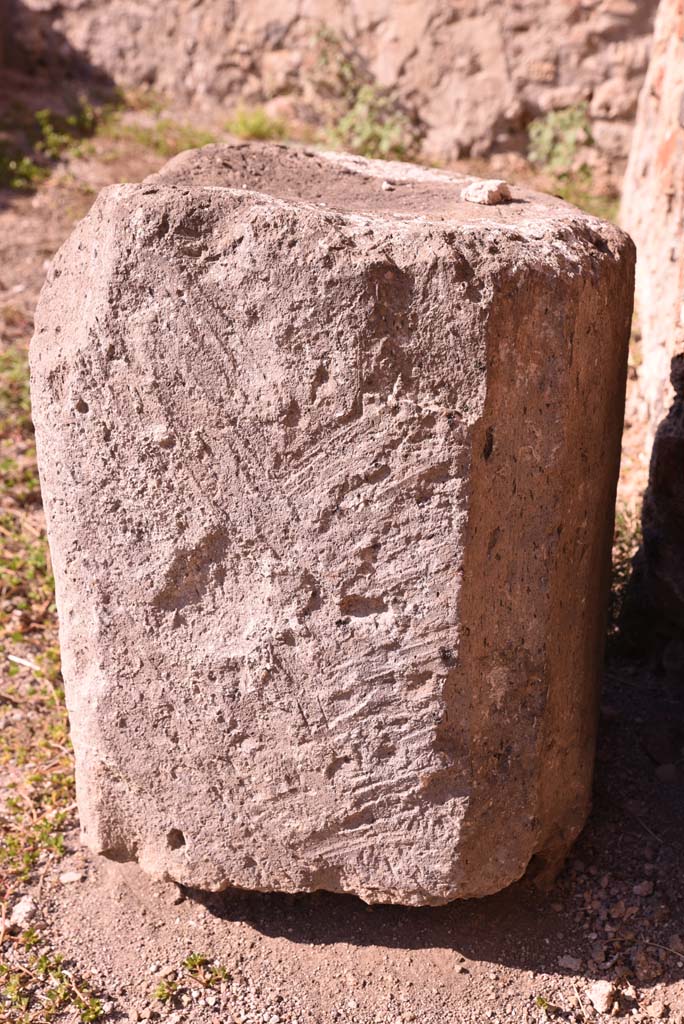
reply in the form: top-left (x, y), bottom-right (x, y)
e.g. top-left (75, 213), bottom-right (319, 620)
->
top-left (31, 146), bottom-right (634, 904)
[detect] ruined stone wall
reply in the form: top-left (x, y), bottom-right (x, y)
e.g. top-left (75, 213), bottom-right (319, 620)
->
top-left (10, 0), bottom-right (657, 164)
top-left (621, 0), bottom-right (684, 634)
top-left (622, 0), bottom-right (684, 441)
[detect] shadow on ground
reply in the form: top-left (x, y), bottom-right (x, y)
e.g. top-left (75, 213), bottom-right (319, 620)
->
top-left (183, 653), bottom-right (684, 986)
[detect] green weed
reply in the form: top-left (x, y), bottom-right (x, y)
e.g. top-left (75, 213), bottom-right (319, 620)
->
top-left (153, 952), bottom-right (229, 1006)
top-left (0, 338), bottom-right (72, 881)
top-left (528, 104), bottom-right (592, 177)
top-left (331, 84), bottom-right (415, 161)
top-left (527, 104), bottom-right (618, 221)
top-left (0, 98), bottom-right (115, 191)
top-left (552, 172), bottom-right (619, 222)
top-left (315, 28), bottom-right (419, 160)
top-left (0, 149), bottom-right (47, 191)
top-left (101, 117), bottom-right (216, 157)
top-left (0, 347), bottom-right (33, 437)
top-left (0, 945), bottom-right (102, 1022)
top-left (225, 106), bottom-right (288, 141)
top-left (0, 329), bottom-right (88, 1019)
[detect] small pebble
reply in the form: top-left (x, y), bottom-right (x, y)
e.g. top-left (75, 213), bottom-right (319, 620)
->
top-left (59, 870), bottom-right (84, 885)
top-left (558, 955), bottom-right (582, 971)
top-left (9, 895), bottom-right (37, 930)
top-left (462, 179), bottom-right (512, 205)
top-left (587, 980), bottom-right (617, 1014)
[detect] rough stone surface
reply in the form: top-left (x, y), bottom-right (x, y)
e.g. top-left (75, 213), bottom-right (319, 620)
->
top-left (10, 0), bottom-right (657, 163)
top-left (31, 143), bottom-right (634, 905)
top-left (621, 0), bottom-right (684, 444)
top-left (621, 0), bottom-right (684, 639)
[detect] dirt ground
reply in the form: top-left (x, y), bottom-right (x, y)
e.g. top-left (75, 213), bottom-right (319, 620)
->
top-left (0, 68), bottom-right (681, 1024)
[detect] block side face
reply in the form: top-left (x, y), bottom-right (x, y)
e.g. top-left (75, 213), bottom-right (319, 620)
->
top-left (450, 228), bottom-right (634, 893)
top-left (32, 186), bottom-right (493, 904)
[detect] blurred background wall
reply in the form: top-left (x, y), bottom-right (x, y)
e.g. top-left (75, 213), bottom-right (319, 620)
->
top-left (7, 0), bottom-right (658, 167)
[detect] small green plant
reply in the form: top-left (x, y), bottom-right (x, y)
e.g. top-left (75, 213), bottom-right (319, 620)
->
top-left (0, 346), bottom-right (33, 434)
top-left (1, 767), bottom-right (72, 880)
top-left (0, 945), bottom-right (103, 1022)
top-left (153, 953), bottom-right (229, 1006)
top-left (528, 103), bottom-right (592, 176)
top-left (35, 100), bottom-right (113, 160)
top-left (315, 27), bottom-right (359, 104)
top-left (330, 84), bottom-right (415, 160)
top-left (0, 146), bottom-right (47, 190)
top-left (34, 109), bottom-right (75, 160)
top-left (101, 117), bottom-right (216, 157)
top-left (314, 27), bottom-right (419, 160)
top-left (225, 106), bottom-right (288, 141)
top-left (534, 993), bottom-right (563, 1017)
top-left (0, 98), bottom-right (114, 191)
top-left (551, 176), bottom-right (619, 221)
top-left (527, 103), bottom-right (619, 221)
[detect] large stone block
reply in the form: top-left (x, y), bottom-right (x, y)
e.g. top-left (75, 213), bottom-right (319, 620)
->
top-left (31, 144), bottom-right (634, 905)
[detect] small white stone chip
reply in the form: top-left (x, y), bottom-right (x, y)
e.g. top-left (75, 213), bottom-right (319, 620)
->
top-left (9, 895), bottom-right (37, 930)
top-left (587, 980), bottom-right (617, 1015)
top-left (462, 179), bottom-right (512, 205)
top-left (58, 870), bottom-right (84, 885)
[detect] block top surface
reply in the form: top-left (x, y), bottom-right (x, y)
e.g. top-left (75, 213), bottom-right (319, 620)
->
top-left (141, 142), bottom-right (620, 237)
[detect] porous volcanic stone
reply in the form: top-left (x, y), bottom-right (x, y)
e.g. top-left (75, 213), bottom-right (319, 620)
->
top-left (31, 144), bottom-right (634, 905)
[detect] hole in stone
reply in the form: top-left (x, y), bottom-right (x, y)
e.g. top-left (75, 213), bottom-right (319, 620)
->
top-left (483, 426), bottom-right (494, 460)
top-left (75, 397), bottom-right (89, 414)
top-left (167, 829), bottom-right (186, 850)
top-left (339, 594), bottom-right (387, 617)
